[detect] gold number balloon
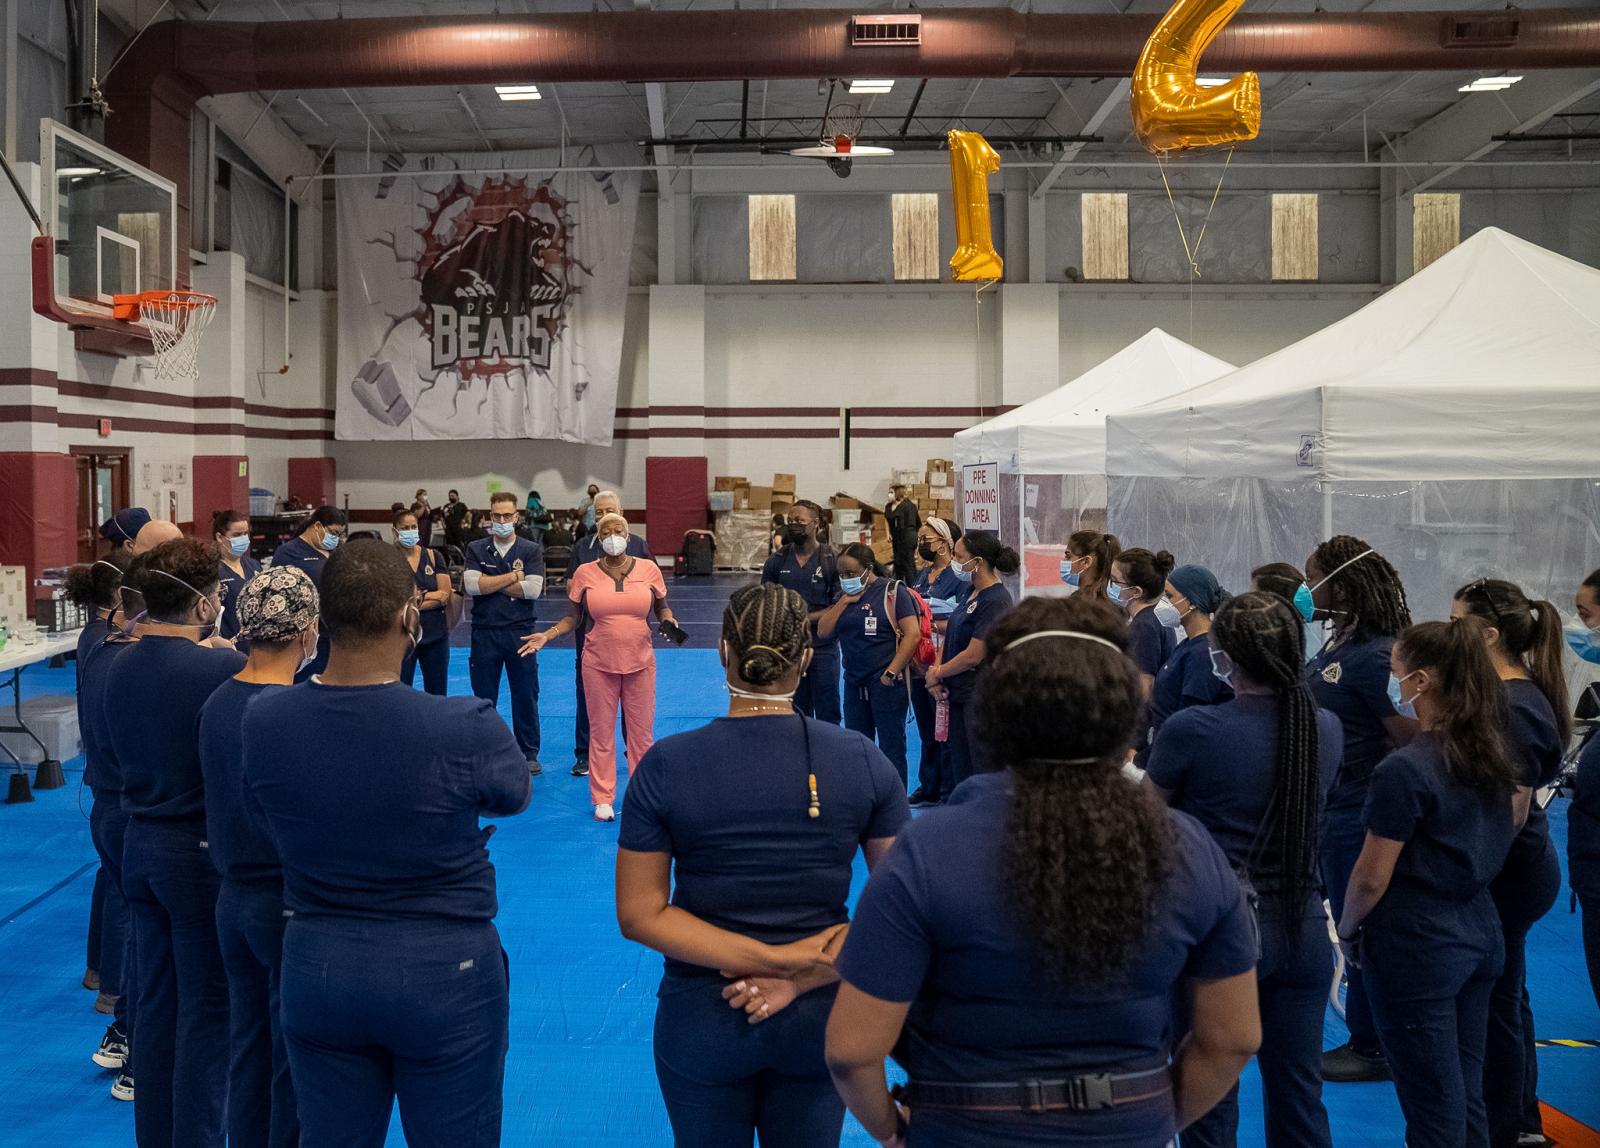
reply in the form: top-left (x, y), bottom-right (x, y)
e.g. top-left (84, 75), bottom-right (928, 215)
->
top-left (947, 130), bottom-right (1004, 282)
top-left (1131, 0), bottom-right (1261, 153)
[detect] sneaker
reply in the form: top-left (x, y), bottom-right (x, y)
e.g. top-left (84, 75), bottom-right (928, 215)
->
top-left (907, 788), bottom-right (937, 808)
top-left (571, 759), bottom-right (590, 777)
top-left (1517, 1135), bottom-right (1550, 1146)
top-left (94, 991), bottom-right (118, 1015)
top-left (93, 1025), bottom-right (128, 1070)
top-left (110, 1072), bottom-right (134, 1102)
top-left (594, 803), bottom-right (615, 822)
top-left (82, 968), bottom-right (100, 991)
top-left (527, 759), bottom-right (543, 776)
top-left (1321, 1042), bottom-right (1392, 1082)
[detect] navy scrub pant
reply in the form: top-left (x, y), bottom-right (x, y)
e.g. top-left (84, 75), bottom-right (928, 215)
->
top-left (794, 645), bottom-right (841, 725)
top-left (1582, 886), bottom-right (1600, 1012)
top-left (88, 866), bottom-right (105, 974)
top-left (574, 631), bottom-right (626, 761)
top-left (1365, 895), bottom-right (1503, 1148)
top-left (653, 978), bottom-right (845, 1148)
top-left (469, 625), bottom-right (541, 760)
top-left (89, 792), bottom-right (134, 1043)
top-left (217, 881), bottom-right (298, 1148)
top-left (1319, 800), bottom-right (1381, 1054)
top-left (843, 676), bottom-right (910, 786)
top-left (942, 696), bottom-right (979, 800)
top-left (908, 672), bottom-right (944, 799)
top-left (1485, 840), bottom-right (1562, 1147)
top-left (123, 816), bottom-right (228, 1148)
top-left (1182, 902), bottom-right (1334, 1148)
top-left (281, 917), bottom-right (509, 1148)
top-left (402, 633), bottom-right (450, 696)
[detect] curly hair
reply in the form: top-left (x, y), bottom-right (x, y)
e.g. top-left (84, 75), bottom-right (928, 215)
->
top-left (722, 583), bottom-right (811, 688)
top-left (974, 596), bottom-right (1174, 988)
top-left (1454, 578), bottom-right (1572, 743)
top-left (132, 539), bottom-right (222, 623)
top-left (1396, 617), bottom-right (1518, 801)
top-left (1212, 592), bottom-right (1321, 917)
top-left (64, 550), bottom-right (132, 612)
top-left (1309, 535), bottom-right (1410, 638)
top-left (319, 538), bottom-right (417, 642)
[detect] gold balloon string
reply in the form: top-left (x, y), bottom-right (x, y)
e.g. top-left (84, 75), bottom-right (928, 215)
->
top-left (1157, 145), bottom-right (1235, 280)
top-left (973, 277), bottom-right (999, 412)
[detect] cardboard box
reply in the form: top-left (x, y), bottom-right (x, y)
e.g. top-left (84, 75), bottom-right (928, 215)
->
top-left (830, 494), bottom-right (861, 510)
top-left (709, 491), bottom-right (735, 513)
top-left (772, 473), bottom-right (796, 490)
top-left (891, 468), bottom-right (923, 487)
top-left (830, 526), bottom-right (871, 547)
top-left (832, 509), bottom-right (862, 527)
top-left (916, 499), bottom-right (936, 514)
top-left (714, 476), bottom-right (747, 492)
top-left (931, 485), bottom-right (955, 501)
top-left (927, 469), bottom-right (951, 487)
top-left (747, 484), bottom-right (774, 509)
top-left (935, 500), bottom-right (956, 518)
top-left (771, 499), bottom-right (794, 517)
top-left (871, 539), bottom-right (895, 565)
top-left (911, 484), bottom-right (931, 500)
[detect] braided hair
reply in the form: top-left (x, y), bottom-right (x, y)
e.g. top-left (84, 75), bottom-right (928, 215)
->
top-left (722, 583), bottom-right (811, 688)
top-left (1212, 592), bottom-right (1321, 918)
top-left (1308, 535), bottom-right (1410, 638)
top-left (1251, 561), bottom-right (1305, 609)
top-left (1453, 578), bottom-right (1572, 742)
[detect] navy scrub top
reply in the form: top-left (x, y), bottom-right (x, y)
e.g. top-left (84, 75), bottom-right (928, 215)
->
top-left (1148, 694), bottom-right (1343, 904)
top-left (1307, 630), bottom-right (1399, 813)
top-left (834, 578), bottom-right (918, 685)
top-left (838, 771), bottom-right (1256, 1148)
top-left (1149, 633), bottom-right (1233, 735)
top-left (106, 635), bottom-right (246, 821)
top-left (79, 636), bottom-right (134, 795)
top-left (243, 681), bottom-right (529, 922)
top-left (199, 679), bottom-right (283, 890)
top-left (619, 714), bottom-right (909, 987)
top-left (217, 555), bottom-right (263, 642)
top-left (1570, 731), bottom-right (1600, 901)
top-left (407, 546), bottom-right (449, 644)
top-left (1128, 606), bottom-right (1177, 678)
top-left (940, 582), bottom-right (1011, 704)
top-left (761, 546), bottom-right (841, 648)
top-left (1362, 733), bottom-right (1517, 929)
top-left (913, 565), bottom-right (965, 614)
top-left (270, 535), bottom-right (327, 585)
top-left (75, 614), bottom-right (110, 683)
top-left (1500, 678), bottom-right (1564, 880)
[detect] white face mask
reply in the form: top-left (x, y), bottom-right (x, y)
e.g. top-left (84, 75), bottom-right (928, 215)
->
top-left (600, 534), bottom-right (629, 557)
top-left (1152, 599), bottom-right (1184, 628)
top-left (297, 629), bottom-right (318, 675)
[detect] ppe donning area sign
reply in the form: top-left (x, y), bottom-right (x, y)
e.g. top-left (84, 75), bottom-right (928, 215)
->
top-left (961, 463), bottom-right (999, 531)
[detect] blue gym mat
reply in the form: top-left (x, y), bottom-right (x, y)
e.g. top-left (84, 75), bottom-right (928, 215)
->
top-left (2, 609), bottom-right (1597, 1144)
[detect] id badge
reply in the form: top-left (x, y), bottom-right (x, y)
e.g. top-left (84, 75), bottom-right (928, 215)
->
top-left (864, 614), bottom-right (878, 636)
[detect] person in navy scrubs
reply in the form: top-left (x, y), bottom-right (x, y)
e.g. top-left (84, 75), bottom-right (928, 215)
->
top-left (908, 517), bottom-right (963, 807)
top-left (68, 552), bottom-right (138, 1098)
top-left (1451, 579), bottom-right (1570, 1147)
top-left (1304, 536), bottom-right (1416, 1084)
top-left (271, 505), bottom-right (346, 679)
top-left (564, 489), bottom-right (653, 777)
top-left (761, 499), bottom-right (843, 724)
top-left (922, 531), bottom-right (1017, 800)
top-left (617, 582), bottom-right (909, 1148)
top-left (105, 539), bottom-right (247, 1146)
top-left (826, 595), bottom-right (1262, 1148)
top-left (1147, 591), bottom-right (1340, 1148)
top-left (393, 507), bottom-right (453, 695)
top-left (243, 540), bottom-right (531, 1147)
top-left (212, 509), bottom-right (262, 644)
top-left (1109, 547), bottom-right (1178, 696)
top-left (1571, 569), bottom-right (1600, 1011)
top-left (1336, 617), bottom-right (1520, 1148)
top-left (816, 543), bottom-right (922, 786)
top-left (464, 490), bottom-right (546, 772)
top-left (198, 566), bottom-right (320, 1148)
top-left (1148, 563), bottom-right (1233, 739)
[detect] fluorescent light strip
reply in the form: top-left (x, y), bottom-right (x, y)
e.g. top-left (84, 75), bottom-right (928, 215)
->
top-left (495, 84), bottom-right (542, 100)
top-left (1458, 75), bottom-right (1522, 92)
top-left (849, 80), bottom-right (895, 94)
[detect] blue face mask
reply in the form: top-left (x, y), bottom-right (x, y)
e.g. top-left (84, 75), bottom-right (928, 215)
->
top-left (320, 530), bottom-right (341, 552)
top-left (227, 535), bottom-right (250, 558)
top-left (490, 521), bottom-right (516, 539)
top-left (1387, 671), bottom-right (1419, 719)
top-left (840, 575), bottom-right (866, 596)
top-left (1108, 582), bottom-right (1133, 608)
top-left (951, 559), bottom-right (975, 584)
top-left (397, 529), bottom-right (420, 549)
top-left (1566, 622), bottom-right (1600, 665)
top-left (1060, 559), bottom-right (1081, 588)
top-left (1292, 582), bottom-right (1316, 622)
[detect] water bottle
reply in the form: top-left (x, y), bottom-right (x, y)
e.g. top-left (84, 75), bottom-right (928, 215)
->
top-left (934, 697), bottom-right (949, 743)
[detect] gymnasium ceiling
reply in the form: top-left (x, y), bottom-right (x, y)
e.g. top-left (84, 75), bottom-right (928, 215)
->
top-left (104, 0), bottom-right (1600, 165)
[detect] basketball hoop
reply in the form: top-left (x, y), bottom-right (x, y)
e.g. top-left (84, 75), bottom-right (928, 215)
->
top-left (789, 92), bottom-right (895, 175)
top-left (112, 290), bottom-right (217, 380)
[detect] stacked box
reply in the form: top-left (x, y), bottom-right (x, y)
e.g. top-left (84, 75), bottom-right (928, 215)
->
top-left (709, 491), bottom-right (735, 513)
top-left (891, 468), bottom-right (923, 488)
top-left (0, 566), bottom-right (28, 628)
top-left (713, 476), bottom-right (748, 491)
top-left (935, 500), bottom-right (956, 519)
top-left (926, 458), bottom-right (953, 487)
top-left (830, 526), bottom-right (871, 547)
top-left (871, 538), bottom-right (895, 566)
top-left (930, 485), bottom-right (956, 501)
top-left (832, 509), bottom-right (862, 528)
top-left (830, 494), bottom-right (861, 510)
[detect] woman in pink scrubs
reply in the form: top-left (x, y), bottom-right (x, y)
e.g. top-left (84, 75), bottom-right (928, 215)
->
top-left (520, 513), bottom-right (681, 821)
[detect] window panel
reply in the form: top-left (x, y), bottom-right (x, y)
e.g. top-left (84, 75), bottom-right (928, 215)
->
top-left (1271, 193), bottom-right (1319, 281)
top-left (1081, 192), bottom-right (1129, 281)
top-left (748, 194), bottom-right (797, 282)
top-left (892, 192), bottom-right (940, 281)
top-left (1413, 192), bottom-right (1461, 273)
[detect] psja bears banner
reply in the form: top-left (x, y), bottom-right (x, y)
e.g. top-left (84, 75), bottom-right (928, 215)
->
top-left (335, 146), bottom-right (640, 445)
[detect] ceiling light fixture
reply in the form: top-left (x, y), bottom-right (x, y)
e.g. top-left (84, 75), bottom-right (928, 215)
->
top-left (1458, 75), bottom-right (1522, 92)
top-left (56, 165), bottom-right (102, 177)
top-left (849, 80), bottom-right (895, 95)
top-left (495, 84), bottom-right (542, 101)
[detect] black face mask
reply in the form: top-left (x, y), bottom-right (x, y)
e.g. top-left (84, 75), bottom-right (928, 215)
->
top-left (785, 523), bottom-right (811, 546)
top-left (917, 543), bottom-right (938, 562)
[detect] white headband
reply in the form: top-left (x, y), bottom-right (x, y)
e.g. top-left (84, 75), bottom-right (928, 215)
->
top-left (1001, 629), bottom-right (1123, 656)
top-left (927, 516), bottom-right (952, 544)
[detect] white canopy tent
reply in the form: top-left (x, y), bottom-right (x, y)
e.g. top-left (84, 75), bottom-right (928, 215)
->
top-left (954, 328), bottom-right (1234, 596)
top-left (1105, 227), bottom-right (1600, 615)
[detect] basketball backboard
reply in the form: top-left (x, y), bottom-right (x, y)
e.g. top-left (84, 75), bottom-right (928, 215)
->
top-left (31, 119), bottom-right (177, 341)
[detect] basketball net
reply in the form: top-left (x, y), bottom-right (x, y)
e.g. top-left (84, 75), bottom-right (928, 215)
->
top-left (823, 101), bottom-right (864, 153)
top-left (114, 291), bottom-right (218, 381)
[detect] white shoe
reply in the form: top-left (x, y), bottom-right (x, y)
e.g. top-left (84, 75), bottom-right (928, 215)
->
top-left (110, 1072), bottom-right (134, 1102)
top-left (594, 803), bottom-right (615, 822)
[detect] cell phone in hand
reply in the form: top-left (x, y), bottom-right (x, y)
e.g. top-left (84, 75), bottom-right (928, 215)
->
top-left (660, 619), bottom-right (688, 646)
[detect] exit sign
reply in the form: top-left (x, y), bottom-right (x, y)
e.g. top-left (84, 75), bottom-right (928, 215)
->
top-left (97, 418), bottom-right (112, 438)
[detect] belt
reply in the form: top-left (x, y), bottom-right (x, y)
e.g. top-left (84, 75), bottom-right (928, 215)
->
top-left (894, 1065), bottom-right (1171, 1115)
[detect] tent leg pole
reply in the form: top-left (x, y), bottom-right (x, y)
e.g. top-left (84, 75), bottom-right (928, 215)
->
top-left (1322, 485), bottom-right (1334, 540)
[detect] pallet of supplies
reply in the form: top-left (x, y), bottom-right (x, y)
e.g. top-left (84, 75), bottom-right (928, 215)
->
top-left (712, 510), bottom-right (776, 570)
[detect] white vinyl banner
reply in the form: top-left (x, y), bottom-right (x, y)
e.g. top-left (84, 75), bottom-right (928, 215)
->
top-left (335, 147), bottom-right (640, 445)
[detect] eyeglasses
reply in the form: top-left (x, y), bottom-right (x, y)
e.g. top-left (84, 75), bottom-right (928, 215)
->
top-left (1464, 578), bottom-right (1507, 627)
top-left (489, 512), bottom-right (519, 524)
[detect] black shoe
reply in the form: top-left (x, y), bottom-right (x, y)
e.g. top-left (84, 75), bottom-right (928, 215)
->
top-left (527, 759), bottom-right (543, 776)
top-left (1321, 1042), bottom-right (1391, 1082)
top-left (907, 789), bottom-right (936, 808)
top-left (571, 759), bottom-right (590, 777)
top-left (93, 1024), bottom-right (128, 1070)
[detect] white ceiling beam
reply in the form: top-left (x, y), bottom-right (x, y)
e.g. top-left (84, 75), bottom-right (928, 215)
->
top-left (1394, 69), bottom-right (1600, 196)
top-left (1031, 77), bottom-right (1128, 201)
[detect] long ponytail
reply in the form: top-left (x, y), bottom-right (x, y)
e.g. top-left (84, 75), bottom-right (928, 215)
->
top-left (1454, 579), bottom-right (1572, 742)
top-left (1396, 618), bottom-right (1518, 800)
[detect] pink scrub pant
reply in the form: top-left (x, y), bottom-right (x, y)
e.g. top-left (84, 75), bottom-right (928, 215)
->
top-left (583, 660), bottom-right (656, 806)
